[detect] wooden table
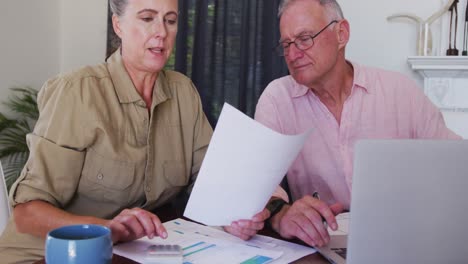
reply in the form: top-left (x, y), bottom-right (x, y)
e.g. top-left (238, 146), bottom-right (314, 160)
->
top-left (34, 203), bottom-right (329, 264)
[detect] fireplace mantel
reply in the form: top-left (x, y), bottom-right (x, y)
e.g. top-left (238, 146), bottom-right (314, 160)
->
top-left (407, 56), bottom-right (468, 110)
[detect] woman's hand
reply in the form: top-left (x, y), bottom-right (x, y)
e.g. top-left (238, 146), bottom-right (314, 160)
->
top-left (223, 208), bottom-right (270, 240)
top-left (107, 208), bottom-right (168, 243)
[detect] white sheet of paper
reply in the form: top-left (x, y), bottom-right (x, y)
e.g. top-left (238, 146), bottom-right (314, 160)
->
top-left (184, 103), bottom-right (312, 226)
top-left (113, 219), bottom-right (316, 264)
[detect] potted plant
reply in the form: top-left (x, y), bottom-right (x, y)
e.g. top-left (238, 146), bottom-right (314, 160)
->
top-left (0, 87), bottom-right (38, 191)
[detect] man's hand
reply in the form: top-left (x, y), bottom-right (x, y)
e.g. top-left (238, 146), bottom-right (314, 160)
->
top-left (107, 208), bottom-right (168, 243)
top-left (272, 195), bottom-right (344, 247)
top-left (223, 208), bottom-right (270, 240)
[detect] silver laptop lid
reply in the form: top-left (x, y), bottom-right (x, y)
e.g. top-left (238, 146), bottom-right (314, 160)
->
top-left (347, 140), bottom-right (468, 264)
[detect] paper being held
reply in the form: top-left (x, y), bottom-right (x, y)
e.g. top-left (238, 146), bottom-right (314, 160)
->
top-left (184, 103), bottom-right (312, 226)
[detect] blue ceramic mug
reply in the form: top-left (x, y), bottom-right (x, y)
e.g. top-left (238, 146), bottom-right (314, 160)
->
top-left (45, 224), bottom-right (113, 264)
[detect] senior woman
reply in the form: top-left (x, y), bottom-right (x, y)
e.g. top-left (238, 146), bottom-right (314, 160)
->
top-left (0, 0), bottom-right (267, 262)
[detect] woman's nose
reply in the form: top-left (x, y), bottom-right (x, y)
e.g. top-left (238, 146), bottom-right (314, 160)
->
top-left (153, 19), bottom-right (168, 38)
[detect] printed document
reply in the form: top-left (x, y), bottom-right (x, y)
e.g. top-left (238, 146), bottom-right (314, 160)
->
top-left (113, 218), bottom-right (316, 264)
top-left (184, 103), bottom-right (312, 226)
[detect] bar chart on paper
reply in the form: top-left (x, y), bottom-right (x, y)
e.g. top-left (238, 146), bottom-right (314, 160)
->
top-left (113, 219), bottom-right (283, 264)
top-left (179, 239), bottom-right (276, 264)
top-left (183, 241), bottom-right (216, 258)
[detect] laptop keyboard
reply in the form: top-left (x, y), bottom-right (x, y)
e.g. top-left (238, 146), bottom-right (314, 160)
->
top-left (331, 248), bottom-right (347, 259)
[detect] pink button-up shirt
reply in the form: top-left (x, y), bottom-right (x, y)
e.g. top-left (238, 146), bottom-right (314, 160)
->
top-left (255, 63), bottom-right (460, 209)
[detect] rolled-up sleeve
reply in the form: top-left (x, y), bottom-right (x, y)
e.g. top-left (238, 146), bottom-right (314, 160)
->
top-left (9, 77), bottom-right (91, 208)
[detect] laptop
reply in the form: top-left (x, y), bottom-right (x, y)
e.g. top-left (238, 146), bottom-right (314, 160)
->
top-left (316, 139), bottom-right (468, 264)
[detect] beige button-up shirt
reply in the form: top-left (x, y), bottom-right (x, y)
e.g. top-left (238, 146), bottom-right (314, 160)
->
top-left (0, 50), bottom-right (213, 263)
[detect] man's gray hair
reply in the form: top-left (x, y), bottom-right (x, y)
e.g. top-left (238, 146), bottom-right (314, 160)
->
top-left (109, 0), bottom-right (128, 16)
top-left (278, 0), bottom-right (344, 20)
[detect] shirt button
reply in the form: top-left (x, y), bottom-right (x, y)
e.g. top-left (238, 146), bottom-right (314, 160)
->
top-left (145, 186), bottom-right (151, 192)
top-left (97, 173), bottom-right (104, 180)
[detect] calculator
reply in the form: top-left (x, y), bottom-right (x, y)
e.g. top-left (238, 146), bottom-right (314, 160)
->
top-left (145, 244), bottom-right (183, 264)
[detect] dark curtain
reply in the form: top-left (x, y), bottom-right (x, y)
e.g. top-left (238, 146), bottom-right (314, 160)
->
top-left (107, 0), bottom-right (288, 126)
top-left (174, 0), bottom-right (288, 126)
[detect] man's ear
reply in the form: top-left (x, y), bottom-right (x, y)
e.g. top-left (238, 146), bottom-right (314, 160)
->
top-left (336, 19), bottom-right (350, 49)
top-left (112, 14), bottom-right (123, 39)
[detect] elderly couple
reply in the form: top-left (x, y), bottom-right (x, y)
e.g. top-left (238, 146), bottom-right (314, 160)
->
top-left (0, 0), bottom-right (459, 263)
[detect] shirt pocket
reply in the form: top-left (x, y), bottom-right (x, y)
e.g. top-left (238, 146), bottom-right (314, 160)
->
top-left (158, 161), bottom-right (188, 203)
top-left (79, 149), bottom-right (136, 205)
top-left (163, 161), bottom-right (188, 187)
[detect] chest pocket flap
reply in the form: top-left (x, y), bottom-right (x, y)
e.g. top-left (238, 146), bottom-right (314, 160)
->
top-left (163, 161), bottom-right (188, 187)
top-left (79, 149), bottom-right (136, 205)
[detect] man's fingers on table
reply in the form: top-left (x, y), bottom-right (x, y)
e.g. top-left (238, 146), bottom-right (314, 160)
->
top-left (327, 203), bottom-right (345, 230)
top-left (302, 197), bottom-right (341, 231)
top-left (301, 208), bottom-right (330, 245)
top-left (287, 220), bottom-right (317, 247)
top-left (293, 212), bottom-right (327, 246)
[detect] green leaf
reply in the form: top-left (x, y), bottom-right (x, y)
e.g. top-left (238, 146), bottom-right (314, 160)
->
top-left (0, 87), bottom-right (38, 192)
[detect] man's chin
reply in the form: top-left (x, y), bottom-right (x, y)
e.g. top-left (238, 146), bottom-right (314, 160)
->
top-left (291, 73), bottom-right (311, 86)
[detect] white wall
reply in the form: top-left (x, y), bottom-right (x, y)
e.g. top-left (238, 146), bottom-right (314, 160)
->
top-left (341, 0), bottom-right (467, 87)
top-left (60, 0), bottom-right (108, 73)
top-left (0, 0), bottom-right (60, 113)
top-left (0, 0), bottom-right (108, 114)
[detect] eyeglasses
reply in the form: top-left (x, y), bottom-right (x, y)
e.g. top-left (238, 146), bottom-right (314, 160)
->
top-left (275, 20), bottom-right (338, 56)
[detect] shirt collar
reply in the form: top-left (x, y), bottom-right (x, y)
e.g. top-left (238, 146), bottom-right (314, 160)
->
top-left (107, 49), bottom-right (172, 104)
top-left (350, 61), bottom-right (372, 94)
top-left (291, 82), bottom-right (310, 98)
top-left (290, 60), bottom-right (371, 98)
top-left (153, 71), bottom-right (172, 106)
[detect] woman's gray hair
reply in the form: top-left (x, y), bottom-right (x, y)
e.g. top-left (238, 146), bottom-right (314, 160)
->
top-left (109, 0), bottom-right (128, 17)
top-left (278, 0), bottom-right (344, 20)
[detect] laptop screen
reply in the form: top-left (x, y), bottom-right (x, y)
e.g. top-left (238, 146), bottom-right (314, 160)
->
top-left (347, 140), bottom-right (468, 264)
